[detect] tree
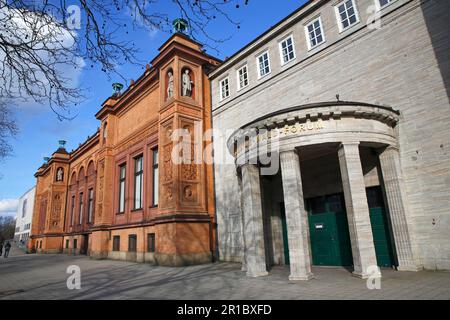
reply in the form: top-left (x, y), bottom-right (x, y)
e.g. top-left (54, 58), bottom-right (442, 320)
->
top-left (0, 215), bottom-right (16, 243)
top-left (0, 0), bottom-right (249, 161)
top-left (0, 101), bottom-right (18, 162)
top-left (0, 0), bottom-right (249, 115)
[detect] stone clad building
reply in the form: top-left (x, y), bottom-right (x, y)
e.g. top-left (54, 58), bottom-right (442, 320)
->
top-left (14, 186), bottom-right (36, 247)
top-left (30, 33), bottom-right (220, 266)
top-left (210, 0), bottom-right (450, 279)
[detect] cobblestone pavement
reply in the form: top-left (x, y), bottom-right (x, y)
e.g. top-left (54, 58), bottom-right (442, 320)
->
top-left (0, 254), bottom-right (449, 300)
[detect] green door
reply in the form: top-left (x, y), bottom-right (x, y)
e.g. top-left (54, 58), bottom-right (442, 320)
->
top-left (367, 187), bottom-right (395, 268)
top-left (280, 205), bottom-right (290, 265)
top-left (307, 194), bottom-right (353, 266)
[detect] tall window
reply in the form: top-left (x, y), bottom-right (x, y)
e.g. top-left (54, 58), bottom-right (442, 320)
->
top-left (335, 0), bottom-right (359, 32)
top-left (112, 236), bottom-right (120, 251)
top-left (152, 148), bottom-right (159, 207)
top-left (70, 195), bottom-right (75, 226)
top-left (237, 65), bottom-right (249, 90)
top-left (219, 77), bottom-right (230, 101)
top-left (128, 234), bottom-right (137, 252)
top-left (118, 164), bottom-right (126, 213)
top-left (66, 239), bottom-right (69, 249)
top-left (305, 17), bottom-right (325, 50)
top-left (147, 233), bottom-right (155, 253)
top-left (22, 199), bottom-right (27, 218)
top-left (279, 36), bottom-right (296, 65)
top-left (78, 192), bottom-right (84, 224)
top-left (88, 188), bottom-right (94, 223)
top-left (134, 156), bottom-right (143, 210)
top-left (257, 51), bottom-right (271, 78)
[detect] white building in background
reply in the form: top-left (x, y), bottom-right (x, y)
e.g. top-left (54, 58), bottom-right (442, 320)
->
top-left (14, 186), bottom-right (36, 246)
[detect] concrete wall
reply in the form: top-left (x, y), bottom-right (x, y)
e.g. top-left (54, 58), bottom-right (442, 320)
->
top-left (212, 0), bottom-right (450, 269)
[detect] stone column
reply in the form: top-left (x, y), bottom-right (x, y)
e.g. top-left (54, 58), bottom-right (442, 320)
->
top-left (338, 143), bottom-right (381, 279)
top-left (240, 163), bottom-right (268, 277)
top-left (237, 170), bottom-right (247, 272)
top-left (378, 146), bottom-right (420, 271)
top-left (280, 150), bottom-right (313, 280)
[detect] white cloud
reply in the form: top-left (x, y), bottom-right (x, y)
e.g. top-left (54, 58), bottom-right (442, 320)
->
top-left (0, 198), bottom-right (19, 217)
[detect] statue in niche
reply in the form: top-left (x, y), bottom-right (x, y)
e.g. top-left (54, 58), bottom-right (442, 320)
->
top-left (167, 71), bottom-right (174, 99)
top-left (56, 168), bottom-right (64, 181)
top-left (182, 69), bottom-right (193, 97)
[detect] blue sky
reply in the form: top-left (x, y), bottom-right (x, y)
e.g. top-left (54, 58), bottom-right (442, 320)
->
top-left (0, 0), bottom-right (307, 216)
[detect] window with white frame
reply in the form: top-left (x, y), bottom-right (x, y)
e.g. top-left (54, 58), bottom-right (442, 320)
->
top-left (378, 0), bottom-right (395, 8)
top-left (257, 51), bottom-right (271, 77)
top-left (279, 36), bottom-right (296, 65)
top-left (237, 65), bottom-right (249, 90)
top-left (219, 77), bottom-right (230, 100)
top-left (133, 155), bottom-right (143, 210)
top-left (335, 0), bottom-right (359, 31)
top-left (305, 17), bottom-right (325, 50)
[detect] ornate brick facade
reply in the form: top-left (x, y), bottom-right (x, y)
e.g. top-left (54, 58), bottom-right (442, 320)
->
top-left (29, 34), bottom-right (220, 266)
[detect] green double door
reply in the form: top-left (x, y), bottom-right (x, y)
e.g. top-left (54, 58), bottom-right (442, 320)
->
top-left (366, 187), bottom-right (396, 268)
top-left (305, 187), bottom-right (395, 268)
top-left (307, 194), bottom-right (353, 266)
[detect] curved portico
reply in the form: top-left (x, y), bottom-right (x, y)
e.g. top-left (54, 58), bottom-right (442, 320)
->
top-left (228, 101), bottom-right (419, 280)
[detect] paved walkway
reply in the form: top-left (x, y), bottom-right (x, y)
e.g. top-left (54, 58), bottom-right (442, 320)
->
top-left (0, 254), bottom-right (449, 300)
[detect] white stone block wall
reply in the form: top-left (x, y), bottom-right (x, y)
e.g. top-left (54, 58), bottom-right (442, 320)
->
top-left (211, 0), bottom-right (450, 269)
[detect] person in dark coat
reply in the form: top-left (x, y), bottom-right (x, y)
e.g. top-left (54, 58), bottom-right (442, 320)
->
top-left (4, 241), bottom-right (11, 258)
top-left (0, 242), bottom-right (3, 256)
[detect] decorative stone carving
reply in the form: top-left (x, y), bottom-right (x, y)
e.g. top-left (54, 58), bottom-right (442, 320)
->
top-left (163, 145), bottom-right (173, 182)
top-left (182, 69), bottom-right (193, 97)
top-left (56, 167), bottom-right (64, 181)
top-left (167, 71), bottom-right (174, 99)
top-left (183, 185), bottom-right (193, 199)
top-left (166, 185), bottom-right (173, 201)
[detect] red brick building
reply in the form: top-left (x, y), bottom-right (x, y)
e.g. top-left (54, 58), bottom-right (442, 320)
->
top-left (30, 33), bottom-right (221, 266)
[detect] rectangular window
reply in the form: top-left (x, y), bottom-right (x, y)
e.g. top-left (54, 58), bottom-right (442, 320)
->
top-left (128, 234), bottom-right (137, 252)
top-left (237, 65), bottom-right (249, 90)
top-left (118, 164), bottom-right (126, 213)
top-left (22, 199), bottom-right (27, 218)
top-left (219, 77), bottom-right (230, 101)
top-left (257, 51), bottom-right (271, 78)
top-left (78, 192), bottom-right (84, 224)
top-left (147, 233), bottom-right (155, 253)
top-left (134, 156), bottom-right (143, 210)
top-left (305, 17), bottom-right (325, 50)
top-left (336, 0), bottom-right (359, 32)
top-left (279, 35), bottom-right (296, 65)
top-left (70, 195), bottom-right (75, 226)
top-left (378, 0), bottom-right (395, 8)
top-left (73, 239), bottom-right (77, 249)
top-left (88, 188), bottom-right (94, 223)
top-left (152, 148), bottom-right (159, 207)
top-left (112, 236), bottom-right (120, 251)
top-left (66, 239), bottom-right (69, 249)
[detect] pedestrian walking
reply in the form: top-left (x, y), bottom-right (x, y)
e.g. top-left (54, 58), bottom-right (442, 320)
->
top-left (4, 241), bottom-right (11, 258)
